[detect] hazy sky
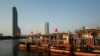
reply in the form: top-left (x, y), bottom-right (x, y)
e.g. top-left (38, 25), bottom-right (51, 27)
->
top-left (0, 0), bottom-right (100, 36)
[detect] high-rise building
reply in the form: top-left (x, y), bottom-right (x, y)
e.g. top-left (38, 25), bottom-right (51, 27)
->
top-left (41, 22), bottom-right (49, 35)
top-left (12, 7), bottom-right (21, 37)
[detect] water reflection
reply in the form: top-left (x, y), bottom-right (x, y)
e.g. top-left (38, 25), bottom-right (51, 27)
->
top-left (12, 39), bottom-right (51, 56)
top-left (0, 39), bottom-right (75, 56)
top-left (12, 39), bottom-right (19, 56)
top-left (0, 39), bottom-right (73, 56)
top-left (0, 39), bottom-right (47, 56)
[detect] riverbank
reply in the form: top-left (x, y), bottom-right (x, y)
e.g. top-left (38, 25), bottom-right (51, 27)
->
top-left (0, 36), bottom-right (26, 40)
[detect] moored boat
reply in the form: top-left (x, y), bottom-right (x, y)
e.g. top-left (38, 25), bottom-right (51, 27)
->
top-left (19, 43), bottom-right (98, 56)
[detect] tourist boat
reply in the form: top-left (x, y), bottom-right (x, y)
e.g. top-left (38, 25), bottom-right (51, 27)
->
top-left (19, 43), bottom-right (97, 56)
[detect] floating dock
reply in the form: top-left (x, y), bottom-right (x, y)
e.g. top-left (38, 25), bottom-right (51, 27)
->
top-left (18, 43), bottom-right (99, 56)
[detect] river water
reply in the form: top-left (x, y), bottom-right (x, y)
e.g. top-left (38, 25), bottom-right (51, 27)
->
top-left (0, 39), bottom-right (60, 56)
top-left (0, 40), bottom-right (13, 56)
top-left (1, 39), bottom-right (99, 56)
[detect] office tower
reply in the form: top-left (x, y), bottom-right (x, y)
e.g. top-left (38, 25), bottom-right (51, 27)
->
top-left (41, 22), bottom-right (49, 35)
top-left (12, 7), bottom-right (21, 37)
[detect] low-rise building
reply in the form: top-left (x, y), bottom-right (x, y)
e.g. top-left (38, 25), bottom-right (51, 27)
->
top-left (75, 27), bottom-right (100, 38)
top-left (39, 32), bottom-right (73, 46)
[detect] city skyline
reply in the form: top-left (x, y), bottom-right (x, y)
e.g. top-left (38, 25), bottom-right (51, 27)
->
top-left (0, 0), bottom-right (100, 36)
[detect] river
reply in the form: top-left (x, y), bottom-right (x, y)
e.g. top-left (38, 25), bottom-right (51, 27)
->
top-left (0, 39), bottom-right (53, 56)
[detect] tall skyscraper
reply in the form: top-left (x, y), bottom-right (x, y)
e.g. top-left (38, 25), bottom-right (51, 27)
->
top-left (41, 22), bottom-right (49, 35)
top-left (12, 7), bottom-right (21, 37)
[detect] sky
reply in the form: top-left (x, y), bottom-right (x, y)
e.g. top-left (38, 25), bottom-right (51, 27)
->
top-left (0, 0), bottom-right (100, 36)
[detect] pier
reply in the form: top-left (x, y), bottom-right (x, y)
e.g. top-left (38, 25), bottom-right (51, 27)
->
top-left (19, 42), bottom-right (99, 56)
